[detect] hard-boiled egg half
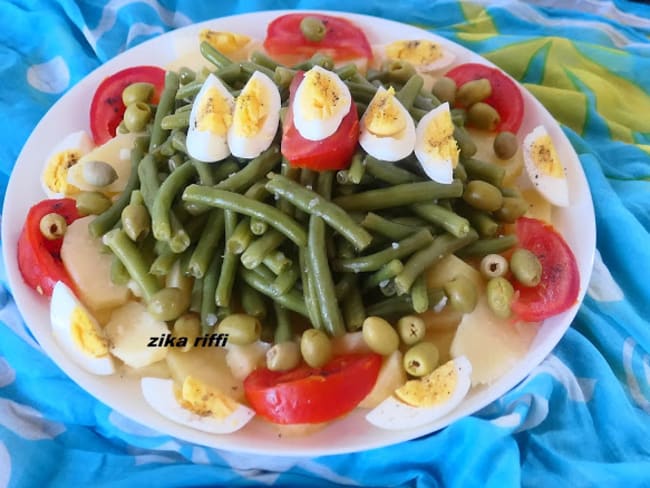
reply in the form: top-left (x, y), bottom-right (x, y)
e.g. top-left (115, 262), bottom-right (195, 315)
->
top-left (292, 65), bottom-right (352, 141)
top-left (375, 39), bottom-right (455, 75)
top-left (41, 130), bottom-right (95, 198)
top-left (186, 73), bottom-right (235, 162)
top-left (523, 125), bottom-right (569, 207)
top-left (359, 86), bottom-right (415, 161)
top-left (50, 281), bottom-right (115, 376)
top-left (414, 102), bottom-right (459, 184)
top-left (366, 356), bottom-right (472, 430)
top-left (227, 71), bottom-right (281, 159)
top-left (141, 376), bottom-right (255, 434)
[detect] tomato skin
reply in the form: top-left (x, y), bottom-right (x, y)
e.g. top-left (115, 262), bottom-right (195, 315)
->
top-left (17, 199), bottom-right (81, 297)
top-left (264, 13), bottom-right (373, 64)
top-left (281, 72), bottom-right (360, 171)
top-left (244, 353), bottom-right (382, 424)
top-left (445, 63), bottom-right (524, 133)
top-left (510, 217), bottom-right (580, 322)
top-left (89, 65), bottom-right (166, 145)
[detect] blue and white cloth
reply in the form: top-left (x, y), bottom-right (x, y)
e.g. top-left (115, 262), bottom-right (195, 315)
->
top-left (1, 1), bottom-right (649, 486)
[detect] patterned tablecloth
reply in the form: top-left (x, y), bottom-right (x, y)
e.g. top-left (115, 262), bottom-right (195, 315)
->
top-left (1, 1), bottom-right (649, 486)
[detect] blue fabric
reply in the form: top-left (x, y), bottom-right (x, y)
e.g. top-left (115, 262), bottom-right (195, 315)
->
top-left (1, 1), bottom-right (650, 486)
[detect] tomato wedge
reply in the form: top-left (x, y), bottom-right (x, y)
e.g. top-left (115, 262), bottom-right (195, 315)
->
top-left (17, 199), bottom-right (81, 297)
top-left (281, 71), bottom-right (360, 171)
top-left (445, 63), bottom-right (524, 133)
top-left (89, 65), bottom-right (166, 145)
top-left (510, 217), bottom-right (580, 322)
top-left (264, 13), bottom-right (373, 65)
top-left (244, 353), bottom-right (382, 424)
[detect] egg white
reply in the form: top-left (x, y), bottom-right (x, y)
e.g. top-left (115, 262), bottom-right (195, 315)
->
top-left (141, 377), bottom-right (255, 434)
top-left (227, 71), bottom-right (281, 159)
top-left (292, 66), bottom-right (352, 141)
top-left (50, 281), bottom-right (115, 376)
top-left (41, 130), bottom-right (95, 198)
top-left (414, 102), bottom-right (459, 184)
top-left (186, 73), bottom-right (235, 163)
top-left (365, 356), bottom-right (472, 430)
top-left (523, 125), bottom-right (570, 207)
top-left (359, 87), bottom-right (416, 162)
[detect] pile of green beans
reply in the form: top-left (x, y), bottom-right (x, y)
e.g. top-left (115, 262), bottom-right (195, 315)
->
top-left (92, 42), bottom-right (528, 343)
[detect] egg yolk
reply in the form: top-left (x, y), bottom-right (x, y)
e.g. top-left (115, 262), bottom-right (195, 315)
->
top-left (199, 30), bottom-right (250, 55)
top-left (70, 307), bottom-right (109, 357)
top-left (196, 87), bottom-right (233, 135)
top-left (386, 40), bottom-right (442, 66)
top-left (177, 376), bottom-right (238, 419)
top-left (394, 360), bottom-right (459, 407)
top-left (530, 134), bottom-right (564, 178)
top-left (299, 69), bottom-right (347, 121)
top-left (232, 78), bottom-right (269, 137)
top-left (44, 150), bottom-right (81, 195)
top-left (365, 87), bottom-right (406, 137)
top-left (423, 111), bottom-right (459, 166)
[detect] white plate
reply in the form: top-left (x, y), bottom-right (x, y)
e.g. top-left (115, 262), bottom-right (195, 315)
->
top-left (1, 10), bottom-right (595, 456)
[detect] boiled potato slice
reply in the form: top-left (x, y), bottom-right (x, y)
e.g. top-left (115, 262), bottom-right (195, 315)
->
top-left (468, 127), bottom-right (524, 187)
top-left (225, 341), bottom-right (271, 381)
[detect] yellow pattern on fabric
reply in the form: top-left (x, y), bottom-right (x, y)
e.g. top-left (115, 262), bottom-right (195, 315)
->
top-left (456, 2), bottom-right (497, 41)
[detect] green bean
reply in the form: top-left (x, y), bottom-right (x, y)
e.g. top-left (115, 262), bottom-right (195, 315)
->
top-left (453, 126), bottom-right (477, 159)
top-left (149, 71), bottom-right (179, 151)
top-left (240, 268), bottom-right (308, 317)
top-left (178, 67), bottom-right (196, 85)
top-left (250, 50), bottom-right (285, 71)
top-left (510, 248), bottom-right (542, 287)
top-left (333, 180), bottom-right (463, 212)
top-left (461, 206), bottom-right (499, 238)
top-left (457, 234), bottom-right (518, 257)
top-left (334, 228), bottom-right (434, 273)
top-left (151, 160), bottom-right (197, 241)
top-left (240, 281), bottom-right (267, 320)
top-left (341, 275), bottom-right (365, 332)
top-left (299, 247), bottom-right (323, 330)
top-left (366, 295), bottom-right (414, 319)
top-left (161, 110), bottom-right (190, 130)
top-left (183, 185), bottom-right (307, 246)
top-left (262, 250), bottom-right (292, 275)
top-left (103, 229), bottom-right (160, 301)
top-left (240, 229), bottom-right (285, 270)
top-left (293, 52), bottom-right (334, 71)
top-left (214, 63), bottom-right (245, 85)
top-left (463, 180), bottom-right (503, 212)
top-left (273, 302), bottom-right (293, 344)
top-left (227, 217), bottom-right (253, 254)
top-left (122, 82), bottom-right (154, 105)
top-left (190, 159), bottom-right (214, 187)
top-left (432, 76), bottom-right (457, 105)
top-left (300, 16), bottom-right (327, 42)
top-left (149, 250), bottom-right (178, 276)
top-left (212, 159), bottom-right (241, 183)
top-left (239, 61), bottom-right (276, 81)
top-left (265, 173), bottom-right (372, 251)
top-left (215, 145), bottom-right (281, 192)
top-left (345, 81), bottom-right (376, 104)
top-left (334, 62), bottom-right (359, 80)
top-left (200, 252), bottom-right (221, 331)
top-left (395, 230), bottom-right (479, 295)
top-left (361, 213), bottom-right (418, 241)
top-left (362, 259), bottom-right (404, 291)
top-left (395, 74), bottom-right (424, 111)
top-left (379, 279), bottom-right (397, 297)
top-left (214, 210), bottom-right (238, 307)
top-left (364, 156), bottom-right (422, 185)
top-left (410, 274), bottom-right (430, 314)
top-left (274, 66), bottom-right (297, 90)
top-left (381, 59), bottom-right (417, 84)
top-left (270, 264), bottom-right (300, 296)
top-left (461, 157), bottom-right (505, 187)
top-left (199, 40), bottom-right (233, 69)
top-left (187, 209), bottom-right (225, 278)
top-left (110, 255), bottom-right (130, 286)
top-left (175, 79), bottom-right (202, 100)
top-left (451, 108), bottom-right (466, 127)
top-left (308, 216), bottom-right (345, 337)
top-left (249, 217), bottom-right (268, 236)
top-left (411, 202), bottom-right (471, 238)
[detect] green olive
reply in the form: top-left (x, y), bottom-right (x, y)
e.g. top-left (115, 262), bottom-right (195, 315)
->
top-left (480, 253), bottom-right (509, 279)
top-left (178, 67), bottom-right (196, 85)
top-left (82, 160), bottom-right (118, 187)
top-left (362, 316), bottom-right (399, 355)
top-left (121, 203), bottom-right (150, 242)
top-left (75, 191), bottom-right (112, 216)
top-left (382, 59), bottom-right (417, 84)
top-left (309, 53), bottom-right (334, 70)
top-left (463, 180), bottom-right (504, 212)
top-left (266, 341), bottom-right (301, 371)
top-left (456, 78), bottom-right (492, 106)
top-left (467, 102), bottom-right (501, 131)
top-left (443, 275), bottom-right (478, 314)
top-left (300, 16), bottom-right (327, 42)
top-left (486, 277), bottom-right (515, 318)
top-left (450, 108), bottom-right (467, 127)
top-left (510, 248), bottom-right (543, 287)
top-left (147, 287), bottom-right (191, 322)
top-left (493, 131), bottom-right (518, 160)
top-left (494, 197), bottom-right (529, 223)
top-left (122, 82), bottom-right (155, 105)
top-left (300, 328), bottom-right (332, 368)
top-left (217, 314), bottom-right (262, 345)
top-left (453, 162), bottom-right (468, 182)
top-left (432, 76), bottom-right (457, 105)
top-left (123, 101), bottom-right (152, 132)
top-left (39, 213), bottom-right (67, 240)
top-left (397, 315), bottom-right (426, 346)
top-left (173, 313), bottom-right (201, 352)
top-left (403, 341), bottom-right (440, 377)
top-left (116, 121), bottom-right (129, 134)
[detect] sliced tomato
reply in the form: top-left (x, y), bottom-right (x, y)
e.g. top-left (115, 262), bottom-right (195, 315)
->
top-left (281, 71), bottom-right (359, 171)
top-left (89, 65), bottom-right (166, 145)
top-left (510, 217), bottom-right (580, 322)
top-left (445, 63), bottom-right (524, 133)
top-left (17, 199), bottom-right (81, 297)
top-left (264, 13), bottom-right (373, 65)
top-left (244, 353), bottom-right (382, 424)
